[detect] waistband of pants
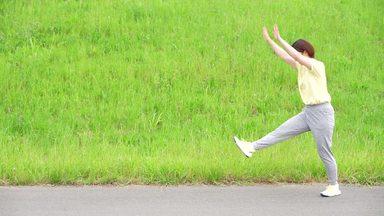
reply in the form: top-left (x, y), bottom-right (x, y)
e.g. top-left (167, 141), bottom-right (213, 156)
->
top-left (304, 101), bottom-right (332, 109)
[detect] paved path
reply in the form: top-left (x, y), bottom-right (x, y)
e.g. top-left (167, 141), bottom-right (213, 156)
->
top-left (1, 184), bottom-right (383, 216)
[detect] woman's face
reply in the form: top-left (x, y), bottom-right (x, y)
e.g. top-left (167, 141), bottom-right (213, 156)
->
top-left (301, 51), bottom-right (309, 57)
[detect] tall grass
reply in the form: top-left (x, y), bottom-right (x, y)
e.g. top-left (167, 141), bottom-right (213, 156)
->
top-left (0, 0), bottom-right (383, 185)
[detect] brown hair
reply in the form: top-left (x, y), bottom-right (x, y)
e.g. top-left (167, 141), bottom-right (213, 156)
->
top-left (292, 39), bottom-right (315, 58)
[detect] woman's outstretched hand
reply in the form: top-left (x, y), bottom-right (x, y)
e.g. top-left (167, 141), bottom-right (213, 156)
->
top-left (263, 25), bottom-right (282, 42)
top-left (262, 26), bottom-right (271, 41)
top-left (273, 24), bottom-right (281, 40)
top-left (261, 25), bottom-right (297, 69)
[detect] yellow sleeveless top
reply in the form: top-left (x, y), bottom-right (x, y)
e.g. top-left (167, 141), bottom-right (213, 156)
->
top-left (295, 60), bottom-right (331, 105)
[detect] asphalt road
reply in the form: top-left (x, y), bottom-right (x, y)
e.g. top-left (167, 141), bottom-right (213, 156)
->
top-left (1, 184), bottom-right (383, 216)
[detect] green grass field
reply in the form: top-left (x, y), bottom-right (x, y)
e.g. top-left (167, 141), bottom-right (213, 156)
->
top-left (0, 0), bottom-right (383, 185)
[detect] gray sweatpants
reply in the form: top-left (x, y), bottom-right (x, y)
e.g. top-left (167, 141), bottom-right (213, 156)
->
top-left (251, 102), bottom-right (338, 185)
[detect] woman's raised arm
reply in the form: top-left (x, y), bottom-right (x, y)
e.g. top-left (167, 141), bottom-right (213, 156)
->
top-left (273, 25), bottom-right (314, 69)
top-left (262, 27), bottom-right (296, 69)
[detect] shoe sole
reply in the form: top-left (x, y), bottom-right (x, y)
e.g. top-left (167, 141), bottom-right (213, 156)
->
top-left (320, 192), bottom-right (341, 197)
top-left (233, 137), bottom-right (251, 158)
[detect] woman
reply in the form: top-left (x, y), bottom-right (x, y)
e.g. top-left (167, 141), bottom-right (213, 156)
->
top-left (233, 25), bottom-right (341, 197)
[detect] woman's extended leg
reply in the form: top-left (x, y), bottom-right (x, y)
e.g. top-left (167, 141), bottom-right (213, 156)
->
top-left (252, 111), bottom-right (310, 150)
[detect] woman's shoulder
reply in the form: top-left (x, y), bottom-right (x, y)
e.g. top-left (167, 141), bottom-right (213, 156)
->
top-left (310, 58), bottom-right (324, 66)
top-left (295, 58), bottom-right (325, 72)
top-left (310, 58), bottom-right (325, 71)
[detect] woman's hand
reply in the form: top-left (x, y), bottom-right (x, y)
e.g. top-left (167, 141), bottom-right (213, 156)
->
top-left (261, 25), bottom-right (297, 69)
top-left (262, 26), bottom-right (271, 41)
top-left (273, 24), bottom-right (281, 40)
top-left (272, 24), bottom-right (314, 69)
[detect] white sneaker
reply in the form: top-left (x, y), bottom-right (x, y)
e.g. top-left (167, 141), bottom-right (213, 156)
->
top-left (320, 183), bottom-right (342, 197)
top-left (233, 136), bottom-right (255, 158)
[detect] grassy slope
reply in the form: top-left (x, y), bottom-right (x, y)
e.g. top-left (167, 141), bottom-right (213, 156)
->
top-left (0, 0), bottom-right (383, 185)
